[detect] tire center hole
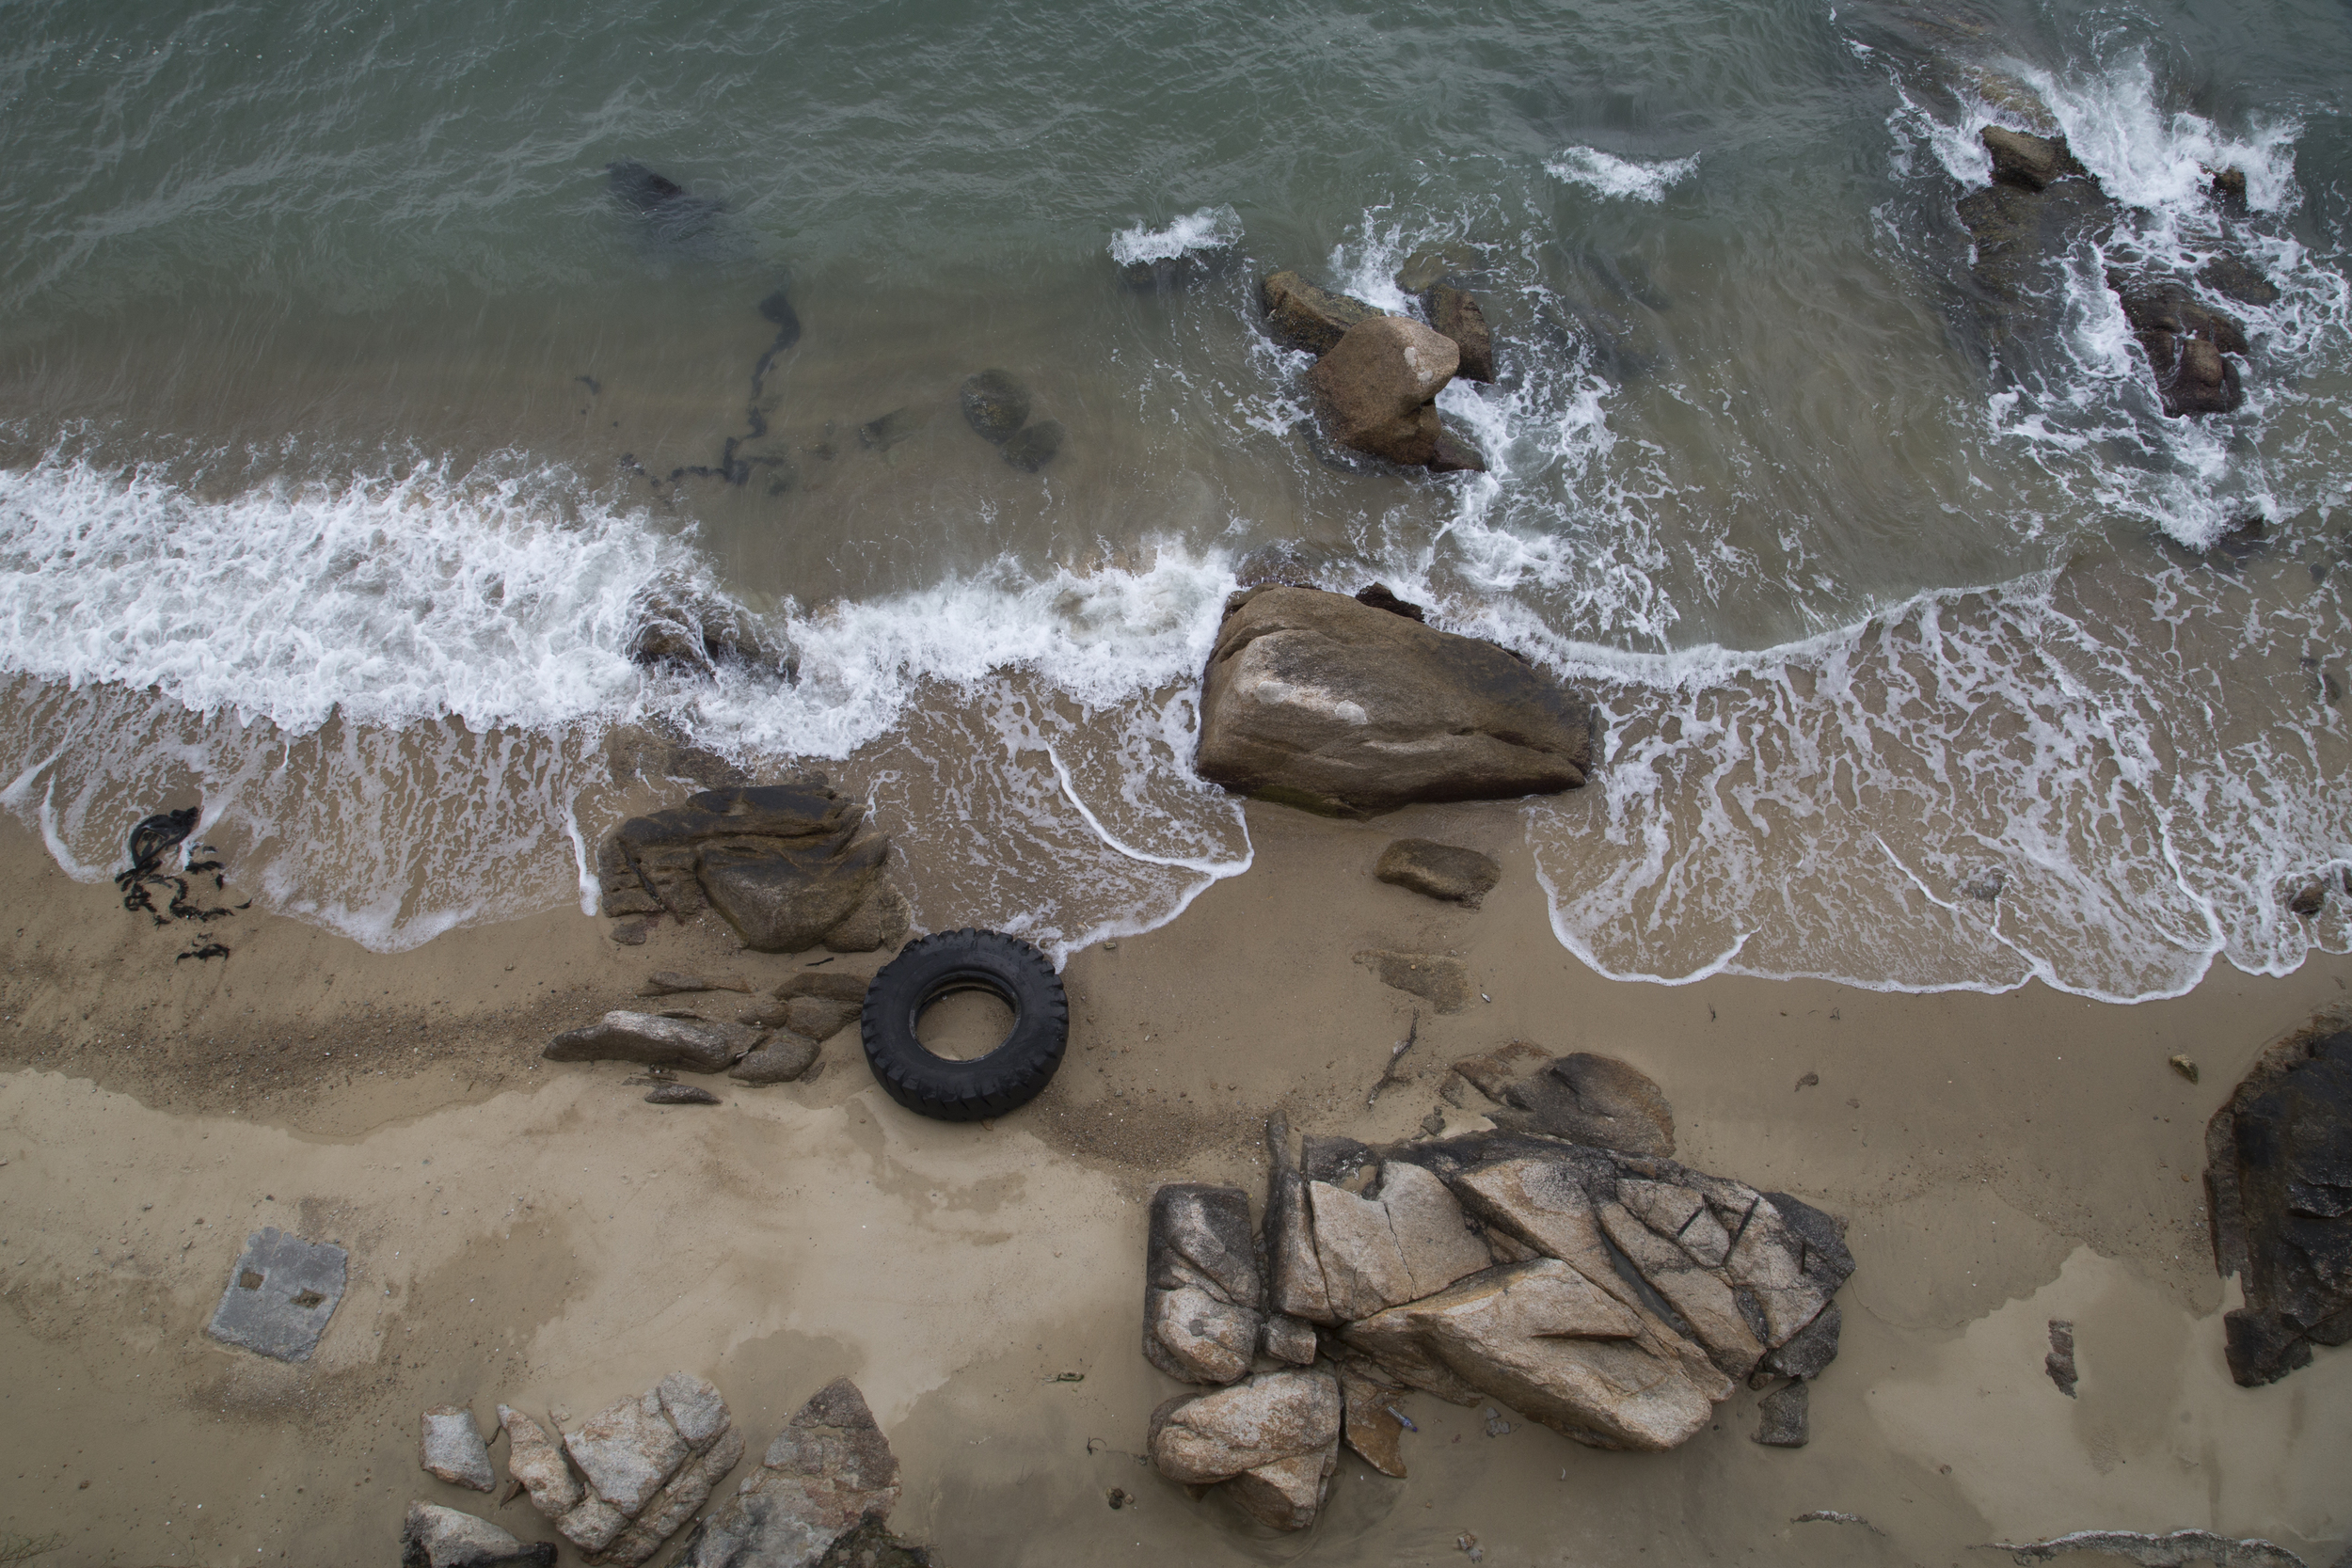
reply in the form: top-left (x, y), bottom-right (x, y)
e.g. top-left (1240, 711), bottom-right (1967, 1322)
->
top-left (914, 987), bottom-right (1017, 1061)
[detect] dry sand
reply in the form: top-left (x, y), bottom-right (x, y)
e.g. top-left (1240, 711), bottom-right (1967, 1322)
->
top-left (2, 800), bottom-right (2348, 1566)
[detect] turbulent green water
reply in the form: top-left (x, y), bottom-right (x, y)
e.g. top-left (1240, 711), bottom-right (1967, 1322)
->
top-left (1, 0), bottom-right (2348, 995)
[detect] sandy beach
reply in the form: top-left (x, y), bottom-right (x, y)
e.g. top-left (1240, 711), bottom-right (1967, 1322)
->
top-left (3, 796), bottom-right (2347, 1567)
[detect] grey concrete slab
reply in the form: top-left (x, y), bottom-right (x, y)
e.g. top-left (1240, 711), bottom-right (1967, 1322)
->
top-left (205, 1226), bottom-right (347, 1361)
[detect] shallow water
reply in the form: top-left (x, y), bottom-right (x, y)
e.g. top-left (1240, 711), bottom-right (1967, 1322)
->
top-left (0, 0), bottom-right (2346, 991)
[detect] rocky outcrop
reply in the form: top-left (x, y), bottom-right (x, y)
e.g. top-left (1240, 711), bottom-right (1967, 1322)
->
top-left (421, 1405), bottom-right (495, 1491)
top-left (628, 590), bottom-right (795, 683)
top-left (545, 1012), bottom-right (758, 1073)
top-left (2204, 1023), bottom-right (2352, 1386)
top-left (1144, 1184), bottom-right (1265, 1385)
top-left (549, 1372), bottom-right (741, 1565)
top-left (1195, 586), bottom-right (1591, 816)
top-left (1261, 271), bottom-right (1381, 356)
top-left (1422, 285), bottom-right (1495, 382)
top-left (1307, 315), bottom-right (1459, 468)
top-left (1148, 1368), bottom-right (1343, 1531)
top-left (1954, 125), bottom-right (2111, 343)
top-left (600, 785), bottom-right (908, 954)
top-left (401, 1502), bottom-right (557, 1568)
top-left (1141, 1110), bottom-right (1854, 1525)
top-left (1982, 126), bottom-right (2084, 191)
top-left (2109, 274), bottom-right (2249, 416)
top-left (1375, 838), bottom-right (1501, 906)
top-left (682, 1377), bottom-right (902, 1568)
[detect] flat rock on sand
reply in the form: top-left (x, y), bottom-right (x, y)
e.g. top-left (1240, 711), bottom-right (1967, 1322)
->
top-left (1375, 838), bottom-right (1501, 906)
top-left (1196, 586), bottom-right (1589, 816)
top-left (1355, 950), bottom-right (1471, 1012)
top-left (545, 1012), bottom-right (757, 1073)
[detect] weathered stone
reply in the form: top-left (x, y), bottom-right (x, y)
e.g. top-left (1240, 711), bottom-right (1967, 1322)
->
top-left (824, 886), bottom-right (910, 954)
top-left (2205, 1027), bottom-right (2352, 1386)
top-left (1148, 1367), bottom-right (1343, 1499)
top-left (546, 1012), bottom-right (755, 1073)
top-left (1263, 1313), bottom-right (1318, 1364)
top-left (1261, 270), bottom-right (1381, 356)
top-left (677, 1493), bottom-right (834, 1568)
top-left (1492, 1053), bottom-right (1676, 1157)
top-left (421, 1405), bottom-right (495, 1491)
top-left (1196, 586), bottom-right (1589, 816)
top-left (566, 1390), bottom-right (691, 1518)
top-left (1422, 285), bottom-right (1495, 382)
top-left (1752, 1380), bottom-right (1808, 1447)
top-left (1720, 1192), bottom-right (1851, 1348)
top-left (1145, 1183), bottom-right (1264, 1385)
top-left (1379, 1162), bottom-right (1499, 1296)
top-left (611, 784), bottom-right (880, 937)
top-left (205, 1226), bottom-right (346, 1363)
top-left (641, 972), bottom-right (753, 997)
top-left (1375, 838), bottom-right (1501, 906)
top-left (1993, 1528), bottom-right (2311, 1568)
top-left (730, 1034), bottom-right (822, 1085)
top-left (2045, 1319), bottom-right (2079, 1397)
top-left (401, 1501), bottom-right (558, 1568)
top-left (1354, 950), bottom-right (1471, 1012)
top-left (1334, 1362), bottom-right (1409, 1477)
top-left (1000, 420), bottom-right (1064, 473)
top-left (786, 995), bottom-right (862, 1041)
top-left (646, 1084), bottom-right (723, 1105)
top-left (959, 370), bottom-right (1031, 443)
top-left (778, 971), bottom-right (871, 1004)
top-left (1982, 125), bottom-right (2083, 191)
top-left (1759, 1300), bottom-right (1841, 1382)
top-left (2199, 253), bottom-right (2280, 308)
top-left (739, 1378), bottom-right (901, 1537)
top-left (656, 1372), bottom-right (732, 1447)
top-left (498, 1406), bottom-right (584, 1519)
top-left (1223, 1444), bottom-right (1340, 1531)
top-left (815, 1519), bottom-right (938, 1568)
top-left (1263, 1114), bottom-right (1334, 1323)
top-left (1597, 1199), bottom-right (1766, 1380)
top-left (1303, 1162), bottom-right (1493, 1323)
top-left (1451, 1042), bottom-right (1549, 1101)
top-left (1308, 315), bottom-right (1459, 467)
top-left (601, 1425), bottom-right (745, 1567)
top-left (701, 832), bottom-right (890, 954)
top-left (558, 1495), bottom-right (629, 1554)
top-left (1342, 1259), bottom-right (1719, 1451)
top-left (1303, 1134), bottom-right (1377, 1188)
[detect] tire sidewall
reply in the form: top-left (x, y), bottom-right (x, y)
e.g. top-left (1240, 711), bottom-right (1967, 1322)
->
top-left (861, 928), bottom-right (1068, 1120)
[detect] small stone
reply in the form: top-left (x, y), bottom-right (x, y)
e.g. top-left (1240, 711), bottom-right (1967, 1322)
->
top-left (640, 971), bottom-right (752, 997)
top-left (545, 1012), bottom-right (755, 1073)
top-left (2286, 879), bottom-right (2327, 917)
top-left (421, 1405), bottom-right (495, 1491)
top-left (1752, 1380), bottom-right (1808, 1447)
top-left (1420, 1109), bottom-right (1447, 1137)
top-left (1482, 1407), bottom-right (1513, 1437)
top-left (400, 1501), bottom-right (557, 1567)
top-left (2169, 1053), bottom-right (2200, 1085)
top-left (2045, 1319), bottom-right (2078, 1397)
top-left (645, 1084), bottom-right (722, 1105)
top-left (730, 1034), bottom-right (821, 1085)
top-left (1353, 950), bottom-right (1471, 1012)
top-left (610, 920), bottom-right (649, 947)
top-left (1375, 839), bottom-right (1502, 907)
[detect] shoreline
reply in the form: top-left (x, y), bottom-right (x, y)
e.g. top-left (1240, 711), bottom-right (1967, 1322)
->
top-left (4, 803), bottom-right (2350, 1563)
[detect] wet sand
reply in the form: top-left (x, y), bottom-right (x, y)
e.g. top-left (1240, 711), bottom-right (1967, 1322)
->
top-left (2, 801), bottom-right (2348, 1566)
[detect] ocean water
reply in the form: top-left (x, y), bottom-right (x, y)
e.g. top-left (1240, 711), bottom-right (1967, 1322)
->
top-left (0, 0), bottom-right (2346, 992)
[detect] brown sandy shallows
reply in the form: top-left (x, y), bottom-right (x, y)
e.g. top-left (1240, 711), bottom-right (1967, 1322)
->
top-left (1, 803), bottom-right (2348, 1567)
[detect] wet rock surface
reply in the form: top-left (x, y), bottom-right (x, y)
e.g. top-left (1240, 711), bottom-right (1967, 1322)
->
top-left (1196, 586), bottom-right (1591, 816)
top-left (2110, 274), bottom-right (2249, 416)
top-left (599, 785), bottom-right (907, 955)
top-left (1474, 1051), bottom-right (1677, 1157)
top-left (401, 1501), bottom-right (557, 1568)
top-left (1261, 270), bottom-right (1381, 356)
top-left (2205, 1024), bottom-right (2352, 1386)
top-left (1143, 1183), bottom-right (1265, 1384)
top-left (545, 1012), bottom-right (757, 1073)
top-left (1375, 838), bottom-right (1501, 907)
top-left (958, 369), bottom-right (1032, 442)
top-left (1421, 284), bottom-right (1495, 382)
top-left (683, 1377), bottom-right (906, 1568)
top-left (1308, 315), bottom-right (1459, 467)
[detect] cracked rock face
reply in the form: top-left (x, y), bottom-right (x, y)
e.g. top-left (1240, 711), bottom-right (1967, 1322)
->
top-left (1143, 1183), bottom-right (1265, 1384)
top-left (681, 1376), bottom-right (902, 1568)
top-left (1148, 1368), bottom-right (1343, 1531)
top-left (531, 1371), bottom-right (739, 1566)
top-left (401, 1501), bottom-right (557, 1568)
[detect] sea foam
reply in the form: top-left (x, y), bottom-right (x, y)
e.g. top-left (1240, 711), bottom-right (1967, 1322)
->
top-left (1108, 204), bottom-right (1244, 267)
top-left (1546, 147), bottom-right (1701, 203)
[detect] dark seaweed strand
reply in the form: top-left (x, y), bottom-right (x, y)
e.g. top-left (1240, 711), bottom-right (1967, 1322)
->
top-left (670, 309), bottom-right (803, 487)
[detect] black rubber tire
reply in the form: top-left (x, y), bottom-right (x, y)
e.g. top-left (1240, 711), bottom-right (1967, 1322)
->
top-left (861, 928), bottom-right (1068, 1121)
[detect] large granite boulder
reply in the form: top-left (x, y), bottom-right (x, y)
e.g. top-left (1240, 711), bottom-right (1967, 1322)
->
top-left (682, 1377), bottom-right (902, 1568)
top-left (600, 785), bottom-right (906, 954)
top-left (1261, 271), bottom-right (1381, 356)
top-left (2205, 1026), bottom-right (2352, 1385)
top-left (1195, 586), bottom-right (1591, 816)
top-left (1307, 314), bottom-right (1458, 467)
top-left (1144, 1184), bottom-right (1265, 1384)
top-left (1149, 1367), bottom-right (1343, 1531)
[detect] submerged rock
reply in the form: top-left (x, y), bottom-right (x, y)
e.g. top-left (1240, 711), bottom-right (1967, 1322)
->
top-left (1375, 838), bottom-right (1501, 906)
top-left (2110, 275), bottom-right (2249, 417)
top-left (607, 784), bottom-right (906, 954)
top-left (2199, 253), bottom-right (2281, 308)
top-left (1144, 1183), bottom-right (1265, 1385)
top-left (1261, 270), bottom-right (1382, 356)
top-left (1195, 586), bottom-right (1590, 816)
top-left (959, 370), bottom-right (1032, 443)
top-left (401, 1501), bottom-right (557, 1568)
top-left (2205, 1025), bottom-right (2352, 1386)
top-left (1000, 418), bottom-right (1064, 472)
top-left (857, 408), bottom-right (921, 451)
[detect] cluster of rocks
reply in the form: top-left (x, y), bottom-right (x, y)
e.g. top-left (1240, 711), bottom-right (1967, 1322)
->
top-left (1261, 267), bottom-right (1492, 473)
top-left (403, 1374), bottom-right (931, 1568)
top-left (628, 588), bottom-right (799, 683)
top-left (1194, 584), bottom-right (1591, 816)
top-left (1140, 1052), bottom-right (1851, 1530)
top-left (1954, 121), bottom-right (2275, 418)
top-left (2204, 1022), bottom-right (2352, 1386)
top-left (547, 966), bottom-right (868, 1089)
top-left (597, 784), bottom-right (911, 955)
top-left (957, 368), bottom-right (1063, 472)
